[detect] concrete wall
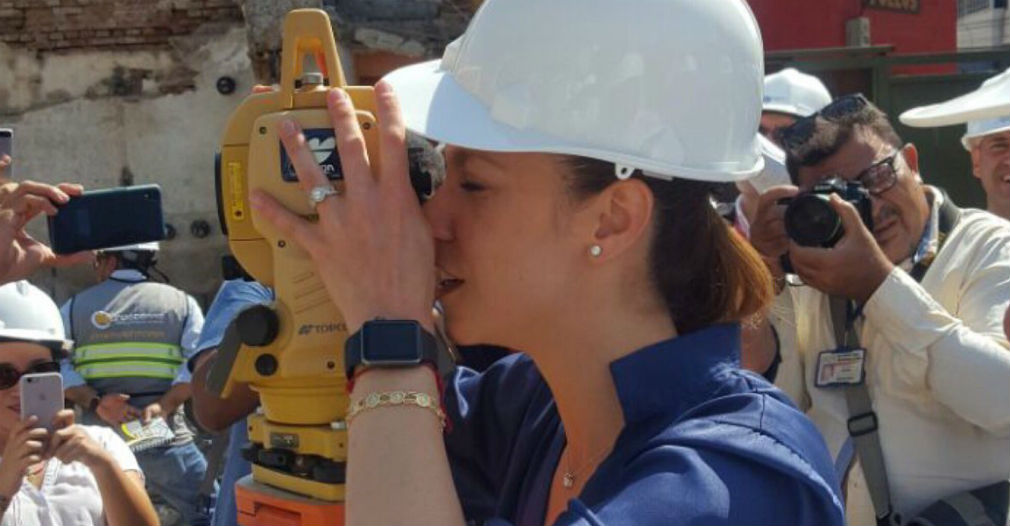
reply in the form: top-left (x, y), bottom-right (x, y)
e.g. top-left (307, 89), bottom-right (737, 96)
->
top-left (1, 23), bottom-right (254, 307)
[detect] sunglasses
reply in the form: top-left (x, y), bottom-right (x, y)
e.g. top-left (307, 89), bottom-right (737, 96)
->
top-left (0, 361), bottom-right (60, 390)
top-left (777, 93), bottom-right (870, 152)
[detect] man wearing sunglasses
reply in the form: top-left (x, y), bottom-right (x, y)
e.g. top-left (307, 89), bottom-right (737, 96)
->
top-left (0, 280), bottom-right (158, 525)
top-left (748, 96), bottom-right (1010, 525)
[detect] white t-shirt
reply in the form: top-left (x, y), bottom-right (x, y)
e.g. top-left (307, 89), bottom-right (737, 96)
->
top-left (0, 425), bottom-right (143, 526)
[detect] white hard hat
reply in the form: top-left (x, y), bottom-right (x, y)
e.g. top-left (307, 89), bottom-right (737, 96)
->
top-left (961, 115), bottom-right (1010, 151)
top-left (383, 0), bottom-right (766, 183)
top-left (740, 135), bottom-right (791, 195)
top-left (899, 66), bottom-right (1010, 138)
top-left (99, 241), bottom-right (160, 253)
top-left (0, 281), bottom-right (70, 357)
top-left (762, 68), bottom-right (832, 118)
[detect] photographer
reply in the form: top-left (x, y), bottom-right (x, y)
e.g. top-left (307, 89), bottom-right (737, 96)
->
top-left (0, 177), bottom-right (92, 286)
top-left (749, 95), bottom-right (1010, 525)
top-left (0, 280), bottom-right (158, 526)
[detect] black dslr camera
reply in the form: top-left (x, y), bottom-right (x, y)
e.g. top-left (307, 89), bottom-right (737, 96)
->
top-left (782, 178), bottom-right (874, 248)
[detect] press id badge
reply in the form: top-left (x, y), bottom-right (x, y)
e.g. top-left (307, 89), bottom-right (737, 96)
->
top-left (815, 347), bottom-right (866, 387)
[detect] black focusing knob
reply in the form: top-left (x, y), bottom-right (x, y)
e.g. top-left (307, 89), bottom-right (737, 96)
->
top-left (255, 354), bottom-right (278, 377)
top-left (236, 305), bottom-right (279, 347)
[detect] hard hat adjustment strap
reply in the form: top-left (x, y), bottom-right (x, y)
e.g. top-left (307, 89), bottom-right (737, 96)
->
top-left (614, 164), bottom-right (636, 180)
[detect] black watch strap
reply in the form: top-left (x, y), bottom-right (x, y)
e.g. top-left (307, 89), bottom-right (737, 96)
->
top-left (344, 320), bottom-right (440, 380)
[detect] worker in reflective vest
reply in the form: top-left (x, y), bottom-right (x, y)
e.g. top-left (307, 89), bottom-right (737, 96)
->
top-left (60, 242), bottom-right (215, 526)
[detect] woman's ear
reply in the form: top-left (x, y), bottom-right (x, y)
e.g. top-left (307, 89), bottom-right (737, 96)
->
top-left (590, 178), bottom-right (654, 260)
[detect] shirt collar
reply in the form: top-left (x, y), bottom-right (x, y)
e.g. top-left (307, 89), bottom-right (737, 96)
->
top-left (110, 269), bottom-right (147, 282)
top-left (609, 323), bottom-right (741, 424)
top-left (901, 186), bottom-right (942, 272)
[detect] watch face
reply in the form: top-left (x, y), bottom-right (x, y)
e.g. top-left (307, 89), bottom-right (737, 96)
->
top-left (361, 321), bottom-right (423, 364)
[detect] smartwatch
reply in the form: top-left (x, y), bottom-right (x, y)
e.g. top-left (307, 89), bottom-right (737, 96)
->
top-left (344, 319), bottom-right (440, 380)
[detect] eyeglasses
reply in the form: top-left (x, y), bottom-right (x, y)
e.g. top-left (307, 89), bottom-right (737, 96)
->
top-left (0, 361), bottom-right (60, 390)
top-left (811, 151), bottom-right (901, 196)
top-left (777, 94), bottom-right (870, 152)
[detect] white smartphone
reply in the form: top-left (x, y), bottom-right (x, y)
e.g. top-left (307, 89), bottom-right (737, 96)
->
top-left (0, 128), bottom-right (12, 179)
top-left (20, 372), bottom-right (64, 431)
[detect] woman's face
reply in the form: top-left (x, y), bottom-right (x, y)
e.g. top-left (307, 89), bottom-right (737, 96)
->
top-left (0, 342), bottom-right (54, 433)
top-left (424, 147), bottom-right (589, 347)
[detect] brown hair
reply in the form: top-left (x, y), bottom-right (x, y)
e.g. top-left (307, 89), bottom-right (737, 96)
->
top-left (782, 100), bottom-right (903, 184)
top-left (564, 157), bottom-right (773, 334)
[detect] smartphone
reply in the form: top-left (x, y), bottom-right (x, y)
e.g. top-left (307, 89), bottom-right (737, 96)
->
top-left (0, 128), bottom-right (12, 179)
top-left (47, 184), bottom-right (166, 255)
top-left (20, 372), bottom-right (64, 431)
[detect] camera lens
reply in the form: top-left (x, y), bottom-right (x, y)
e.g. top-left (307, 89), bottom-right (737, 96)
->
top-left (785, 194), bottom-right (843, 247)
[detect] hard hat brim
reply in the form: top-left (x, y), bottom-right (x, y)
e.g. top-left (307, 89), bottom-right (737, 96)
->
top-left (761, 104), bottom-right (807, 119)
top-left (383, 60), bottom-right (764, 182)
top-left (0, 332), bottom-right (71, 358)
top-left (961, 122), bottom-right (1010, 151)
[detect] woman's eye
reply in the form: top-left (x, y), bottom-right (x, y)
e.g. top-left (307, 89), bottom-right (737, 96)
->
top-left (460, 180), bottom-right (486, 192)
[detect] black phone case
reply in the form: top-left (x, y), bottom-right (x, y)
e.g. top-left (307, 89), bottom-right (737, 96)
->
top-left (47, 184), bottom-right (166, 255)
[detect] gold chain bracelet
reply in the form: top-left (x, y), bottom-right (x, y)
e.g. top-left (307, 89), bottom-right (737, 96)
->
top-left (346, 390), bottom-right (447, 429)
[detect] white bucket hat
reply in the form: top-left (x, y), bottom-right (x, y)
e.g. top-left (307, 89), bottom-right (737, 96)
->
top-left (899, 66), bottom-right (1010, 150)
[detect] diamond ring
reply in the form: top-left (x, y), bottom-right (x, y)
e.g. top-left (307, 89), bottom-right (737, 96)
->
top-left (308, 185), bottom-right (341, 209)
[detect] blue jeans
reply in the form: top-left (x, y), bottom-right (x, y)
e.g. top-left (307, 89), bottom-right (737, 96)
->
top-left (212, 419), bottom-right (252, 526)
top-left (136, 441), bottom-right (216, 526)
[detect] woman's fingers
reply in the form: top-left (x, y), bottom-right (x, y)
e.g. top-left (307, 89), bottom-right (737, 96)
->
top-left (10, 180), bottom-right (70, 205)
top-left (55, 183), bottom-right (84, 197)
top-left (250, 191), bottom-right (321, 254)
top-left (277, 119), bottom-right (332, 194)
top-left (326, 88), bottom-right (374, 197)
top-left (373, 81), bottom-right (411, 197)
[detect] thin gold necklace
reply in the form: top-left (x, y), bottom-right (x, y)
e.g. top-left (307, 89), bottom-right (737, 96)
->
top-left (561, 445), bottom-right (611, 489)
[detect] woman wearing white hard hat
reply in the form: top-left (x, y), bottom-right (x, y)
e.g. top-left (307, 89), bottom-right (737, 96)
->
top-left (0, 281), bottom-right (157, 526)
top-left (252, 0), bottom-right (844, 524)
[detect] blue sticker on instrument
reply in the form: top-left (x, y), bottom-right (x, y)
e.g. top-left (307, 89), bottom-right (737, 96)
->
top-left (280, 128), bottom-right (343, 182)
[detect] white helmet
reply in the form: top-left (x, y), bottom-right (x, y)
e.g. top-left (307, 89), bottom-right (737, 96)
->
top-left (762, 68), bottom-right (832, 118)
top-left (0, 281), bottom-right (70, 357)
top-left (99, 241), bottom-right (160, 253)
top-left (898, 66), bottom-right (1010, 151)
top-left (383, 0), bottom-right (766, 183)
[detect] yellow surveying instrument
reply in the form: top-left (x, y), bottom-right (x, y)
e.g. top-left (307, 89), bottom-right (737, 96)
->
top-left (210, 8), bottom-right (409, 525)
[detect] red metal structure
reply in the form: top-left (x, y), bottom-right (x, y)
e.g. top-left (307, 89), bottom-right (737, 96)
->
top-left (748, 0), bottom-right (957, 74)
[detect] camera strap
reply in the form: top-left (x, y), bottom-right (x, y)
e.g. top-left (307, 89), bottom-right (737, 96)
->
top-left (832, 191), bottom-right (962, 526)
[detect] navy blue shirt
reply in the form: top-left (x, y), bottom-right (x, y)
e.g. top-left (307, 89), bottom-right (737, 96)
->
top-left (444, 324), bottom-right (845, 525)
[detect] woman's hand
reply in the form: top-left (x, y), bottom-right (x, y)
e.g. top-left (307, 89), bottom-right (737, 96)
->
top-left (45, 410), bottom-right (111, 469)
top-left (250, 82), bottom-right (436, 333)
top-left (0, 416), bottom-right (48, 497)
top-left (0, 179), bottom-right (93, 285)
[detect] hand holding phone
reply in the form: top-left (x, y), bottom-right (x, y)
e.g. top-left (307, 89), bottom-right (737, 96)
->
top-left (47, 184), bottom-right (166, 255)
top-left (0, 128), bottom-right (12, 180)
top-left (20, 372), bottom-right (63, 432)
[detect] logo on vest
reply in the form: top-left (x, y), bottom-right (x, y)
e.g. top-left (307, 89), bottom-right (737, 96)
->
top-left (91, 311), bottom-right (114, 330)
top-left (90, 310), bottom-right (166, 330)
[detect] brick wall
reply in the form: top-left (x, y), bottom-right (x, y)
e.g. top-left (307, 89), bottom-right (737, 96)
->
top-left (0, 0), bottom-right (243, 52)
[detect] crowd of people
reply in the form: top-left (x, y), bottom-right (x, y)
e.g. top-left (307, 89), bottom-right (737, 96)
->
top-left (0, 0), bottom-right (1008, 525)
